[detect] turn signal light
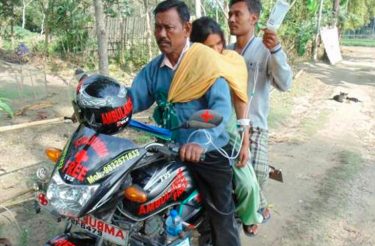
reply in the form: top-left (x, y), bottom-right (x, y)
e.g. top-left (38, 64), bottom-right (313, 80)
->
top-left (45, 147), bottom-right (62, 163)
top-left (124, 185), bottom-right (148, 203)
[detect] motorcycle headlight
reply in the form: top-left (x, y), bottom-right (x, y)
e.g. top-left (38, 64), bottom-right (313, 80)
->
top-left (46, 172), bottom-right (99, 218)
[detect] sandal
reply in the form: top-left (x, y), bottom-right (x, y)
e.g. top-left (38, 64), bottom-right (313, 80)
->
top-left (243, 224), bottom-right (258, 237)
top-left (259, 207), bottom-right (271, 224)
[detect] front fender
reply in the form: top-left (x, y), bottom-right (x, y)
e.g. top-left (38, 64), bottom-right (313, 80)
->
top-left (45, 232), bottom-right (96, 246)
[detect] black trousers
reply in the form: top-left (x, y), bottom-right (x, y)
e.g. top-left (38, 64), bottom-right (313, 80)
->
top-left (187, 145), bottom-right (240, 246)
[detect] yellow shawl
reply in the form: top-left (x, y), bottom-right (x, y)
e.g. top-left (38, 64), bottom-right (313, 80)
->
top-left (167, 43), bottom-right (248, 104)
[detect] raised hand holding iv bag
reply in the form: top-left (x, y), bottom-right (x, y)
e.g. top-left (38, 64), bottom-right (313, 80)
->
top-left (266, 0), bottom-right (290, 31)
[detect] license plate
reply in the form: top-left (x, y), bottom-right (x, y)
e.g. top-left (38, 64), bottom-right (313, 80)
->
top-left (69, 215), bottom-right (128, 245)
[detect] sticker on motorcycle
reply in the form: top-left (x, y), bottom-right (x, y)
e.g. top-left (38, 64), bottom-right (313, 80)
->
top-left (69, 215), bottom-right (128, 245)
top-left (138, 168), bottom-right (188, 215)
top-left (86, 149), bottom-right (140, 184)
top-left (57, 138), bottom-right (71, 169)
top-left (63, 151), bottom-right (89, 182)
top-left (74, 136), bottom-right (108, 158)
top-left (200, 110), bottom-right (214, 123)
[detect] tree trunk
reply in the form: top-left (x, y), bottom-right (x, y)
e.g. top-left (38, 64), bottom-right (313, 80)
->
top-left (11, 2), bottom-right (15, 49)
top-left (93, 0), bottom-right (109, 75)
top-left (195, 0), bottom-right (202, 18)
top-left (40, 13), bottom-right (45, 35)
top-left (312, 0), bottom-right (324, 61)
top-left (22, 0), bottom-right (33, 29)
top-left (40, 0), bottom-right (55, 56)
top-left (22, 1), bottom-right (26, 29)
top-left (332, 0), bottom-right (341, 38)
top-left (332, 0), bottom-right (340, 26)
top-left (44, 21), bottom-right (49, 55)
top-left (143, 0), bottom-right (153, 61)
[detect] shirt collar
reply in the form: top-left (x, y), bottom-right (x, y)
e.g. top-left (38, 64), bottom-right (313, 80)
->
top-left (160, 40), bottom-right (190, 70)
top-left (234, 35), bottom-right (255, 55)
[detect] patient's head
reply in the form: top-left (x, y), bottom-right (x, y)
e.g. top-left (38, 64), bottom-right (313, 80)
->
top-left (191, 17), bottom-right (225, 53)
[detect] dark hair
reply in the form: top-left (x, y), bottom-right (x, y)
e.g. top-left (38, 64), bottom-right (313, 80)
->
top-left (153, 0), bottom-right (190, 23)
top-left (190, 17), bottom-right (226, 47)
top-left (229, 0), bottom-right (262, 16)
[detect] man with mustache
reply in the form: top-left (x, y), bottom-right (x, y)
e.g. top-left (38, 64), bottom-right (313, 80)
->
top-left (228, 0), bottom-right (293, 229)
top-left (130, 0), bottom-right (240, 245)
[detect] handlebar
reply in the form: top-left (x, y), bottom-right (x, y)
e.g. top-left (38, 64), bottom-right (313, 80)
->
top-left (146, 144), bottom-right (205, 162)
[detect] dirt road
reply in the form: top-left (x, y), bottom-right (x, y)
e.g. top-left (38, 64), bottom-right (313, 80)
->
top-left (245, 46), bottom-right (375, 246)
top-left (0, 46), bottom-right (374, 245)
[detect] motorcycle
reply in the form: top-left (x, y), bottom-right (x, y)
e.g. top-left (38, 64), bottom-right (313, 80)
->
top-left (35, 110), bottom-right (223, 246)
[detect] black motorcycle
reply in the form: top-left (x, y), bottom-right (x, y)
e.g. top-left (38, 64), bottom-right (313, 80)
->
top-left (35, 110), bottom-right (222, 246)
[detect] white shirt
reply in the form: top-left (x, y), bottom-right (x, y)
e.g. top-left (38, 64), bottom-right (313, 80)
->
top-left (160, 40), bottom-right (190, 71)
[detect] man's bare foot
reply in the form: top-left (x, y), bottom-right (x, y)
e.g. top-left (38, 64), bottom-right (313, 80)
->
top-left (243, 224), bottom-right (258, 237)
top-left (260, 207), bottom-right (271, 223)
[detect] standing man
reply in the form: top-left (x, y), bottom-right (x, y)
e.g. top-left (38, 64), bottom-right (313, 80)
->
top-left (228, 0), bottom-right (293, 222)
top-left (130, 1), bottom-right (240, 245)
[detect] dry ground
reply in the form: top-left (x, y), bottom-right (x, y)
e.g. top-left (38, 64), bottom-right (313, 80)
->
top-left (0, 46), bottom-right (374, 245)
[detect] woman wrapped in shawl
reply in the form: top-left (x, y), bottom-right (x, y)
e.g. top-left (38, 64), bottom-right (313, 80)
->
top-left (190, 16), bottom-right (263, 236)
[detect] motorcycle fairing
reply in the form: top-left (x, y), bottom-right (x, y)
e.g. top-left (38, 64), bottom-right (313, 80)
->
top-left (123, 161), bottom-right (196, 219)
top-left (56, 124), bottom-right (145, 185)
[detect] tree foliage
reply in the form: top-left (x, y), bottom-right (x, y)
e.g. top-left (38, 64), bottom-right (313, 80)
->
top-left (50, 0), bottom-right (92, 54)
top-left (0, 0), bottom-right (374, 66)
top-left (344, 0), bottom-right (375, 30)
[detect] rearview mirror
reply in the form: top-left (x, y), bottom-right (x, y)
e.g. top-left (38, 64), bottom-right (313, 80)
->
top-left (181, 110), bottom-right (223, 129)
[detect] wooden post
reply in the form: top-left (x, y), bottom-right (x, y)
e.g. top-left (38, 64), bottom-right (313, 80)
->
top-left (143, 0), bottom-right (153, 61)
top-left (93, 0), bottom-right (109, 75)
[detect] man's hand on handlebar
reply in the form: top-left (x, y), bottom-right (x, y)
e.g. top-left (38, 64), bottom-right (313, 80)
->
top-left (180, 143), bottom-right (204, 163)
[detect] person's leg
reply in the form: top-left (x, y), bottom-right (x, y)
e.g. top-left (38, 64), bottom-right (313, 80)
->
top-left (233, 161), bottom-right (263, 229)
top-left (188, 148), bottom-right (240, 246)
top-left (249, 127), bottom-right (270, 212)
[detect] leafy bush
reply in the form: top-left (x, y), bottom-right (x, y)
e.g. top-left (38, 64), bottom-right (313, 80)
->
top-left (50, 1), bottom-right (93, 56)
top-left (124, 42), bottom-right (150, 70)
top-left (296, 21), bottom-right (315, 56)
top-left (54, 29), bottom-right (90, 55)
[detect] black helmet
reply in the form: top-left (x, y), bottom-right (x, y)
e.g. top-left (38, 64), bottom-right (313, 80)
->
top-left (74, 74), bottom-right (133, 134)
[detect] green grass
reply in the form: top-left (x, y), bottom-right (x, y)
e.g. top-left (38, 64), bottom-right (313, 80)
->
top-left (340, 38), bottom-right (375, 47)
top-left (0, 97), bottom-right (14, 118)
top-left (135, 134), bottom-right (155, 145)
top-left (18, 229), bottom-right (29, 246)
top-left (1, 26), bottom-right (40, 50)
top-left (299, 110), bottom-right (330, 136)
top-left (268, 97), bottom-right (292, 129)
top-left (268, 72), bottom-right (318, 129)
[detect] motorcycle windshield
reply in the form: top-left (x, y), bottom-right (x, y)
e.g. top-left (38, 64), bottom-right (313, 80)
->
top-left (56, 124), bottom-right (144, 185)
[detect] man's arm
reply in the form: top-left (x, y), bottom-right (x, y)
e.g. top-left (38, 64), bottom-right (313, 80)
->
top-left (233, 94), bottom-right (250, 167)
top-left (180, 78), bottom-right (232, 163)
top-left (263, 29), bottom-right (293, 92)
top-left (130, 65), bottom-right (156, 113)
